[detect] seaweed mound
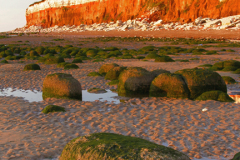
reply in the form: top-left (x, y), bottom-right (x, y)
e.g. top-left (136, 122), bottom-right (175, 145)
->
top-left (211, 60), bottom-right (240, 71)
top-left (99, 63), bottom-right (119, 75)
top-left (42, 105), bottom-right (66, 114)
top-left (105, 66), bottom-right (126, 80)
top-left (23, 63), bottom-right (41, 71)
top-left (175, 68), bottom-right (227, 99)
top-left (149, 73), bottom-right (190, 99)
top-left (118, 67), bottom-right (155, 97)
top-left (60, 133), bottom-right (190, 160)
top-left (196, 90), bottom-right (234, 102)
top-left (42, 73), bottom-right (82, 100)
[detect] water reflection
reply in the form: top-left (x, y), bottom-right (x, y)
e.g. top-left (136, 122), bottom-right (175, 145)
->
top-left (0, 88), bottom-right (120, 103)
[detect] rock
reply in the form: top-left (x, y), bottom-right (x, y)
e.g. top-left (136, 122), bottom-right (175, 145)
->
top-left (211, 60), bottom-right (240, 71)
top-left (99, 63), bottom-right (119, 75)
top-left (231, 152), bottom-right (240, 160)
top-left (155, 56), bottom-right (175, 62)
top-left (64, 63), bottom-right (79, 70)
top-left (149, 73), bottom-right (190, 99)
top-left (105, 66), bottom-right (126, 80)
top-left (222, 76), bottom-right (236, 84)
top-left (60, 132), bottom-right (190, 160)
top-left (42, 105), bottom-right (66, 114)
top-left (87, 88), bottom-right (107, 93)
top-left (42, 73), bottom-right (82, 100)
top-left (23, 63), bottom-right (41, 71)
top-left (118, 67), bottom-right (155, 97)
top-left (151, 69), bottom-right (170, 77)
top-left (196, 90), bottom-right (234, 102)
top-left (175, 68), bottom-right (227, 99)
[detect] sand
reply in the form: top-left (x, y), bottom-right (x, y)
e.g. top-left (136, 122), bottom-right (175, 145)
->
top-left (0, 34), bottom-right (240, 159)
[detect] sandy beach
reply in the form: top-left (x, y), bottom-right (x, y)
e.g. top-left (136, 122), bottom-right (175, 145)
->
top-left (0, 33), bottom-right (240, 160)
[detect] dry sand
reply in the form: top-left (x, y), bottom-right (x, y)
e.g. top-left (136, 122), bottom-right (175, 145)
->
top-left (0, 38), bottom-right (240, 160)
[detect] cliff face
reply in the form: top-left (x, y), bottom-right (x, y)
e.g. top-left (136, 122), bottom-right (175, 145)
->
top-left (26, 0), bottom-right (240, 27)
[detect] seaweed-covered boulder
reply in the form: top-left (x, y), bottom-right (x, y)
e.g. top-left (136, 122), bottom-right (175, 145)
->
top-left (0, 59), bottom-right (8, 63)
top-left (64, 63), bottom-right (79, 70)
top-left (44, 56), bottom-right (65, 64)
top-left (196, 91), bottom-right (234, 102)
top-left (42, 105), bottom-right (66, 114)
top-left (105, 66), bottom-right (126, 80)
top-left (23, 63), bottom-right (41, 71)
top-left (42, 73), bottom-right (82, 100)
top-left (118, 67), bottom-right (155, 96)
top-left (222, 76), bottom-right (236, 84)
top-left (155, 56), bottom-right (175, 62)
top-left (231, 152), bottom-right (240, 160)
top-left (175, 68), bottom-right (227, 99)
top-left (151, 69), bottom-right (170, 77)
top-left (211, 60), bottom-right (240, 71)
top-left (72, 58), bottom-right (83, 63)
top-left (99, 63), bottom-right (119, 75)
top-left (87, 72), bottom-right (103, 77)
top-left (60, 133), bottom-right (190, 160)
top-left (150, 73), bottom-right (190, 99)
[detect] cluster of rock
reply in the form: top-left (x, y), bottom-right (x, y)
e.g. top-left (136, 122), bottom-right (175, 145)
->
top-left (12, 15), bottom-right (240, 33)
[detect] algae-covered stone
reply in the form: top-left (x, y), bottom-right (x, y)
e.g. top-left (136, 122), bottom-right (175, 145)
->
top-left (150, 73), bottom-right (190, 99)
top-left (42, 105), bottom-right (66, 114)
top-left (151, 69), bottom-right (170, 77)
top-left (60, 133), bottom-right (190, 160)
top-left (105, 66), bottom-right (126, 80)
top-left (211, 60), bottom-right (240, 71)
top-left (196, 90), bottom-right (234, 102)
top-left (118, 67), bottom-right (155, 97)
top-left (231, 152), bottom-right (240, 160)
top-left (222, 76), bottom-right (236, 84)
top-left (87, 72), bottom-right (102, 77)
top-left (23, 63), bottom-right (41, 71)
top-left (72, 58), bottom-right (83, 63)
top-left (42, 73), bottom-right (82, 100)
top-left (44, 56), bottom-right (65, 64)
top-left (64, 63), bottom-right (79, 70)
top-left (175, 68), bottom-right (227, 99)
top-left (99, 63), bottom-right (119, 75)
top-left (87, 88), bottom-right (107, 93)
top-left (155, 56), bottom-right (175, 62)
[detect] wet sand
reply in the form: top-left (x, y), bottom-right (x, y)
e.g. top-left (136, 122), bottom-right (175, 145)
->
top-left (0, 33), bottom-right (240, 159)
top-left (0, 53), bottom-right (240, 160)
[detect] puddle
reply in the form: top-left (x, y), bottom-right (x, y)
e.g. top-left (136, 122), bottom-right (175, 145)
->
top-left (0, 88), bottom-right (120, 103)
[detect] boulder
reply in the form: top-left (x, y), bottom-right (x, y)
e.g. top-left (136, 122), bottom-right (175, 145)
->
top-left (42, 73), bottom-right (82, 100)
top-left (105, 66), bottom-right (126, 80)
top-left (42, 105), bottom-right (66, 114)
top-left (175, 68), bottom-right (227, 99)
top-left (60, 133), bottom-right (190, 160)
top-left (155, 56), bottom-right (175, 62)
top-left (231, 152), bottom-right (240, 160)
top-left (99, 63), bottom-right (119, 75)
top-left (211, 60), bottom-right (240, 71)
top-left (151, 69), bottom-right (170, 77)
top-left (150, 73), bottom-right (190, 98)
top-left (23, 63), bottom-right (41, 71)
top-left (222, 76), bottom-right (236, 84)
top-left (118, 67), bottom-right (155, 96)
top-left (196, 90), bottom-right (234, 102)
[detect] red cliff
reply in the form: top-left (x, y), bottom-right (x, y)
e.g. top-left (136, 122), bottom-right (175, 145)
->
top-left (26, 0), bottom-right (240, 28)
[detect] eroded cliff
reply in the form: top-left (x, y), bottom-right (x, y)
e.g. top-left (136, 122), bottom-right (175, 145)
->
top-left (26, 0), bottom-right (240, 27)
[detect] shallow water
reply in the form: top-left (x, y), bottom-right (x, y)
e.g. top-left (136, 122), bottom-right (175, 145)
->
top-left (0, 88), bottom-right (120, 103)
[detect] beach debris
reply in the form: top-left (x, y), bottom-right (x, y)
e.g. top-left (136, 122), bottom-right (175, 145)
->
top-left (202, 108), bottom-right (208, 112)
